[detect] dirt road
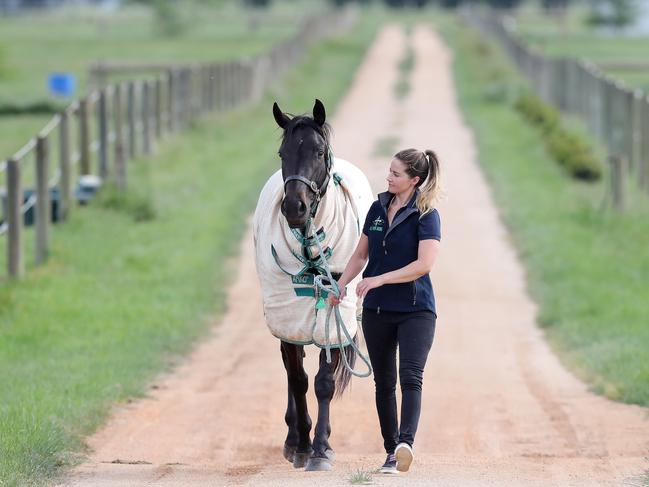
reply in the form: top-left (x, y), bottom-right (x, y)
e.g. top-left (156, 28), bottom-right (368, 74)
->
top-left (61, 25), bottom-right (649, 486)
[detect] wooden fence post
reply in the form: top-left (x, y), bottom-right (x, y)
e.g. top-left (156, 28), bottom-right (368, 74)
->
top-left (188, 67), bottom-right (196, 121)
top-left (128, 81), bottom-right (137, 158)
top-left (167, 70), bottom-right (176, 132)
top-left (7, 158), bottom-right (23, 278)
top-left (216, 63), bottom-right (224, 111)
top-left (641, 94), bottom-right (649, 192)
top-left (155, 77), bottom-right (163, 139)
top-left (98, 88), bottom-right (109, 180)
top-left (35, 135), bottom-right (50, 266)
top-left (142, 80), bottom-right (153, 155)
top-left (79, 98), bottom-right (91, 175)
top-left (178, 70), bottom-right (186, 127)
top-left (610, 82), bottom-right (625, 156)
top-left (631, 89), bottom-right (644, 180)
top-left (610, 155), bottom-right (626, 213)
top-left (194, 66), bottom-right (201, 118)
top-left (113, 83), bottom-right (127, 190)
top-left (234, 62), bottom-right (241, 106)
top-left (200, 65), bottom-right (207, 115)
top-left (59, 108), bottom-right (71, 221)
top-left (623, 88), bottom-right (634, 171)
top-left (224, 62), bottom-right (232, 110)
top-left (208, 64), bottom-right (216, 112)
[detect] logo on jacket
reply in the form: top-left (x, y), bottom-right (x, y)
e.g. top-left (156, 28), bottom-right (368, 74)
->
top-left (369, 216), bottom-right (384, 232)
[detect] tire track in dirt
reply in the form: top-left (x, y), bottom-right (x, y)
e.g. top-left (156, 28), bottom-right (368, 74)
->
top-left (59, 24), bottom-right (649, 487)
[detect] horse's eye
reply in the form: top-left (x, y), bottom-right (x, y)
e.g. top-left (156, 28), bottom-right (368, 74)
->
top-left (318, 151), bottom-right (324, 157)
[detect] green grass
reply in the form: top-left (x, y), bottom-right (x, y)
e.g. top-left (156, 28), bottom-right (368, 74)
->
top-left (436, 15), bottom-right (649, 407)
top-left (372, 135), bottom-right (401, 158)
top-left (394, 33), bottom-right (415, 100)
top-left (0, 9), bottom-right (384, 487)
top-left (0, 0), bottom-right (310, 104)
top-left (348, 467), bottom-right (374, 485)
top-left (512, 4), bottom-right (649, 90)
top-left (0, 0), bottom-right (323, 162)
top-left (0, 114), bottom-right (53, 169)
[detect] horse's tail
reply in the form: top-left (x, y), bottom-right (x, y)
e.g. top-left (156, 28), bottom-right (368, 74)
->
top-left (333, 333), bottom-right (358, 399)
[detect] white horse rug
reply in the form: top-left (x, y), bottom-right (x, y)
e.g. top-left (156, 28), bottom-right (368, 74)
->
top-left (253, 158), bottom-right (373, 348)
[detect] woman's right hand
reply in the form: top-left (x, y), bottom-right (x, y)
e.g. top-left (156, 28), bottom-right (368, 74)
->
top-left (327, 282), bottom-right (346, 306)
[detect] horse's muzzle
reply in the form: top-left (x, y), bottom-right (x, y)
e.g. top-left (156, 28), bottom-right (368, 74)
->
top-left (281, 195), bottom-right (310, 228)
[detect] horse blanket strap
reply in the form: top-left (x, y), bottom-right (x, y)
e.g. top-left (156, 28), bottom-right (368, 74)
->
top-left (252, 157), bottom-right (373, 348)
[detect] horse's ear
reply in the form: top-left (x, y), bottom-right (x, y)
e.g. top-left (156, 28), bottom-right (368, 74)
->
top-left (313, 99), bottom-right (326, 126)
top-left (273, 102), bottom-right (290, 129)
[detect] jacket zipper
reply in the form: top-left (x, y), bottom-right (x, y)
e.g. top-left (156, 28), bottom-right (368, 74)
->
top-left (412, 280), bottom-right (417, 306)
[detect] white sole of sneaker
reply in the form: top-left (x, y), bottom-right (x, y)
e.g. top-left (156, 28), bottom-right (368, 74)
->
top-left (395, 444), bottom-right (413, 472)
top-left (379, 468), bottom-right (399, 475)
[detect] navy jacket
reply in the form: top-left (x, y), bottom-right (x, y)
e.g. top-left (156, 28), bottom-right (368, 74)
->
top-left (362, 189), bottom-right (441, 315)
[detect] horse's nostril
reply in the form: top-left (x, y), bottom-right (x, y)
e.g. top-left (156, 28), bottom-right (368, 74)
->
top-left (298, 201), bottom-right (307, 215)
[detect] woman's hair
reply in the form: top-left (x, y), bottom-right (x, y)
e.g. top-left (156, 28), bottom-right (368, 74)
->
top-left (394, 148), bottom-right (441, 216)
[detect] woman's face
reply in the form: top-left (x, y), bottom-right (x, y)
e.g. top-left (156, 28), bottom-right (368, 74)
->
top-left (387, 158), bottom-right (419, 194)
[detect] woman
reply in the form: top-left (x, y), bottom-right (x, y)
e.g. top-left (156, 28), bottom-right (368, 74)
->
top-left (329, 148), bottom-right (441, 474)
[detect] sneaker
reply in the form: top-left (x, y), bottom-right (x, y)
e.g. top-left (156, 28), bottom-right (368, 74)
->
top-left (395, 442), bottom-right (413, 472)
top-left (379, 453), bottom-right (398, 474)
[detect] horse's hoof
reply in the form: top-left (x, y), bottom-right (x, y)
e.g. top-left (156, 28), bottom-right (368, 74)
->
top-left (283, 443), bottom-right (296, 463)
top-left (293, 450), bottom-right (312, 469)
top-left (324, 448), bottom-right (335, 462)
top-left (305, 456), bottom-right (333, 471)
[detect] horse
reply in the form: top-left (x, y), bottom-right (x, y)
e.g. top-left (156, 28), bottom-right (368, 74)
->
top-left (252, 99), bottom-right (373, 471)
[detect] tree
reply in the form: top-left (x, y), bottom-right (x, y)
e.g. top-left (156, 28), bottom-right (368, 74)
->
top-left (484, 0), bottom-right (525, 8)
top-left (243, 0), bottom-right (272, 8)
top-left (588, 0), bottom-right (638, 27)
top-left (128, 0), bottom-right (186, 38)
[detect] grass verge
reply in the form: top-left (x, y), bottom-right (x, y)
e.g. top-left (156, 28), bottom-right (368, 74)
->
top-left (0, 11), bottom-right (383, 487)
top-left (436, 14), bottom-right (649, 407)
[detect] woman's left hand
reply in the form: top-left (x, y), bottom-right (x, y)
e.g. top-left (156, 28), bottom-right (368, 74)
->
top-left (356, 276), bottom-right (384, 299)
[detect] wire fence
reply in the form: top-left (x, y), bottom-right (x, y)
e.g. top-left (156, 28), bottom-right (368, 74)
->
top-left (461, 7), bottom-right (649, 212)
top-left (0, 7), bottom-right (358, 279)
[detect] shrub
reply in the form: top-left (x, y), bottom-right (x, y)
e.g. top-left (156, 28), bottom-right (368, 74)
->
top-left (514, 92), bottom-right (602, 181)
top-left (514, 92), bottom-right (559, 134)
top-left (547, 129), bottom-right (602, 180)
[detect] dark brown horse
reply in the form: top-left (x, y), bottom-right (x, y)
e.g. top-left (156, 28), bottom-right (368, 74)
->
top-left (271, 99), bottom-right (358, 471)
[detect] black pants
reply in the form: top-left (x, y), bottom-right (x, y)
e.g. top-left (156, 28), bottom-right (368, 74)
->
top-left (362, 308), bottom-right (436, 454)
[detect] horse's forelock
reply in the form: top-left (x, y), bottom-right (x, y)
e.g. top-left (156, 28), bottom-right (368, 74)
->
top-left (281, 116), bottom-right (331, 149)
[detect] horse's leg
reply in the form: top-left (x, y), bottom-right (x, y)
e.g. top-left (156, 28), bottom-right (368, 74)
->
top-left (280, 343), bottom-right (298, 463)
top-left (305, 348), bottom-right (338, 471)
top-left (280, 341), bottom-right (312, 468)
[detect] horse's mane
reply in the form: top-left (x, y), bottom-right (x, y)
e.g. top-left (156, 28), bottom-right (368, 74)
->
top-left (280, 115), bottom-right (332, 147)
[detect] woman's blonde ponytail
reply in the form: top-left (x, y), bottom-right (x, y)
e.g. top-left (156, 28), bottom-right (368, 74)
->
top-left (416, 150), bottom-right (441, 216)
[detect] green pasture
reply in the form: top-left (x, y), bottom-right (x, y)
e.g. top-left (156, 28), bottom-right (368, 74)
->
top-left (0, 8), bottom-right (384, 487)
top-left (0, 0), bottom-right (318, 159)
top-left (437, 14), bottom-right (649, 408)
top-left (512, 4), bottom-right (649, 91)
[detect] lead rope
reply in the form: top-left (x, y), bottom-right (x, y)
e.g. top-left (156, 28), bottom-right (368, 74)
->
top-left (307, 216), bottom-right (372, 378)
